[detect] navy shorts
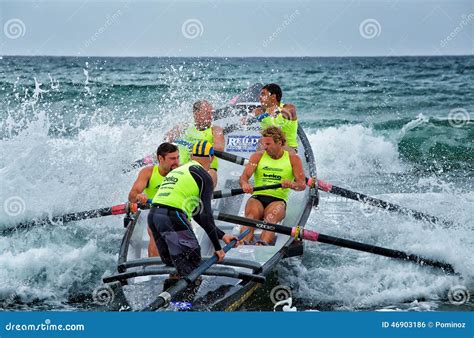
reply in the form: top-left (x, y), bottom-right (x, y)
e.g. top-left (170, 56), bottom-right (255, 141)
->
top-left (147, 207), bottom-right (201, 276)
top-left (250, 195), bottom-right (286, 209)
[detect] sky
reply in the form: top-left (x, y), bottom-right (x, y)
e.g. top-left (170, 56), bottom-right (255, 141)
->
top-left (0, 0), bottom-right (472, 57)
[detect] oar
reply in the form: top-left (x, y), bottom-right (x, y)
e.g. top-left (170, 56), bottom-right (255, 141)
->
top-left (315, 180), bottom-right (453, 226)
top-left (214, 212), bottom-right (456, 274)
top-left (213, 150), bottom-right (451, 227)
top-left (213, 183), bottom-right (284, 199)
top-left (1, 184), bottom-right (285, 235)
top-left (0, 202), bottom-right (144, 235)
top-left (141, 229), bottom-right (250, 311)
top-left (214, 149), bottom-right (249, 166)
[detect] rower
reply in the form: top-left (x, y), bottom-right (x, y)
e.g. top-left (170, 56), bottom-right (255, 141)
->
top-left (165, 100), bottom-right (225, 187)
top-left (254, 83), bottom-right (299, 151)
top-left (240, 126), bottom-right (306, 245)
top-left (128, 142), bottom-right (180, 257)
top-left (148, 140), bottom-right (238, 299)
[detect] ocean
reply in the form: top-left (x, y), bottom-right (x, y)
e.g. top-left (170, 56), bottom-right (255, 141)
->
top-left (0, 55), bottom-right (472, 311)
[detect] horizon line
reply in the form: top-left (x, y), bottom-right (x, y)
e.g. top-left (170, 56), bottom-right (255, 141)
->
top-left (1, 53), bottom-right (473, 59)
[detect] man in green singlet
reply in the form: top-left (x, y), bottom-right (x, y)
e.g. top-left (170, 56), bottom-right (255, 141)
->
top-left (165, 100), bottom-right (224, 187)
top-left (240, 127), bottom-right (306, 245)
top-left (149, 140), bottom-right (238, 299)
top-left (128, 142), bottom-right (180, 257)
top-left (254, 83), bottom-right (299, 151)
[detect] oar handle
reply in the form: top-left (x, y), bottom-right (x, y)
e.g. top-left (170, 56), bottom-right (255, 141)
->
top-left (212, 183), bottom-right (283, 199)
top-left (214, 150), bottom-right (248, 166)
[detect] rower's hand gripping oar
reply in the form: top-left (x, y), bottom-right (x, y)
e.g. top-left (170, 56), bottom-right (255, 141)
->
top-left (214, 212), bottom-right (457, 274)
top-left (140, 229), bottom-right (250, 311)
top-left (213, 150), bottom-right (452, 227)
top-left (1, 184), bottom-right (283, 234)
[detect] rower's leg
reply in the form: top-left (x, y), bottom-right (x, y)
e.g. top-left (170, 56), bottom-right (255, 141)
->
top-left (260, 201), bottom-right (286, 245)
top-left (242, 197), bottom-right (264, 243)
top-left (147, 209), bottom-right (172, 265)
top-left (165, 229), bottom-right (202, 302)
top-left (147, 227), bottom-right (160, 257)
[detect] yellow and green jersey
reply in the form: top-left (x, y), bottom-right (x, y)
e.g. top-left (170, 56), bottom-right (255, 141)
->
top-left (253, 150), bottom-right (295, 202)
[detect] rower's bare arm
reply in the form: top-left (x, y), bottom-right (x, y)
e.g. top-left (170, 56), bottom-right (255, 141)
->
top-left (128, 166), bottom-right (153, 203)
top-left (281, 103), bottom-right (297, 120)
top-left (253, 106), bottom-right (264, 117)
top-left (289, 154), bottom-right (306, 191)
top-left (239, 152), bottom-right (263, 193)
top-left (212, 126), bottom-right (225, 151)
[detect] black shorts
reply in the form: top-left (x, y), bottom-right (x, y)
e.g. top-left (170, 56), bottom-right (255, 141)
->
top-left (250, 195), bottom-right (286, 209)
top-left (147, 207), bottom-right (201, 276)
